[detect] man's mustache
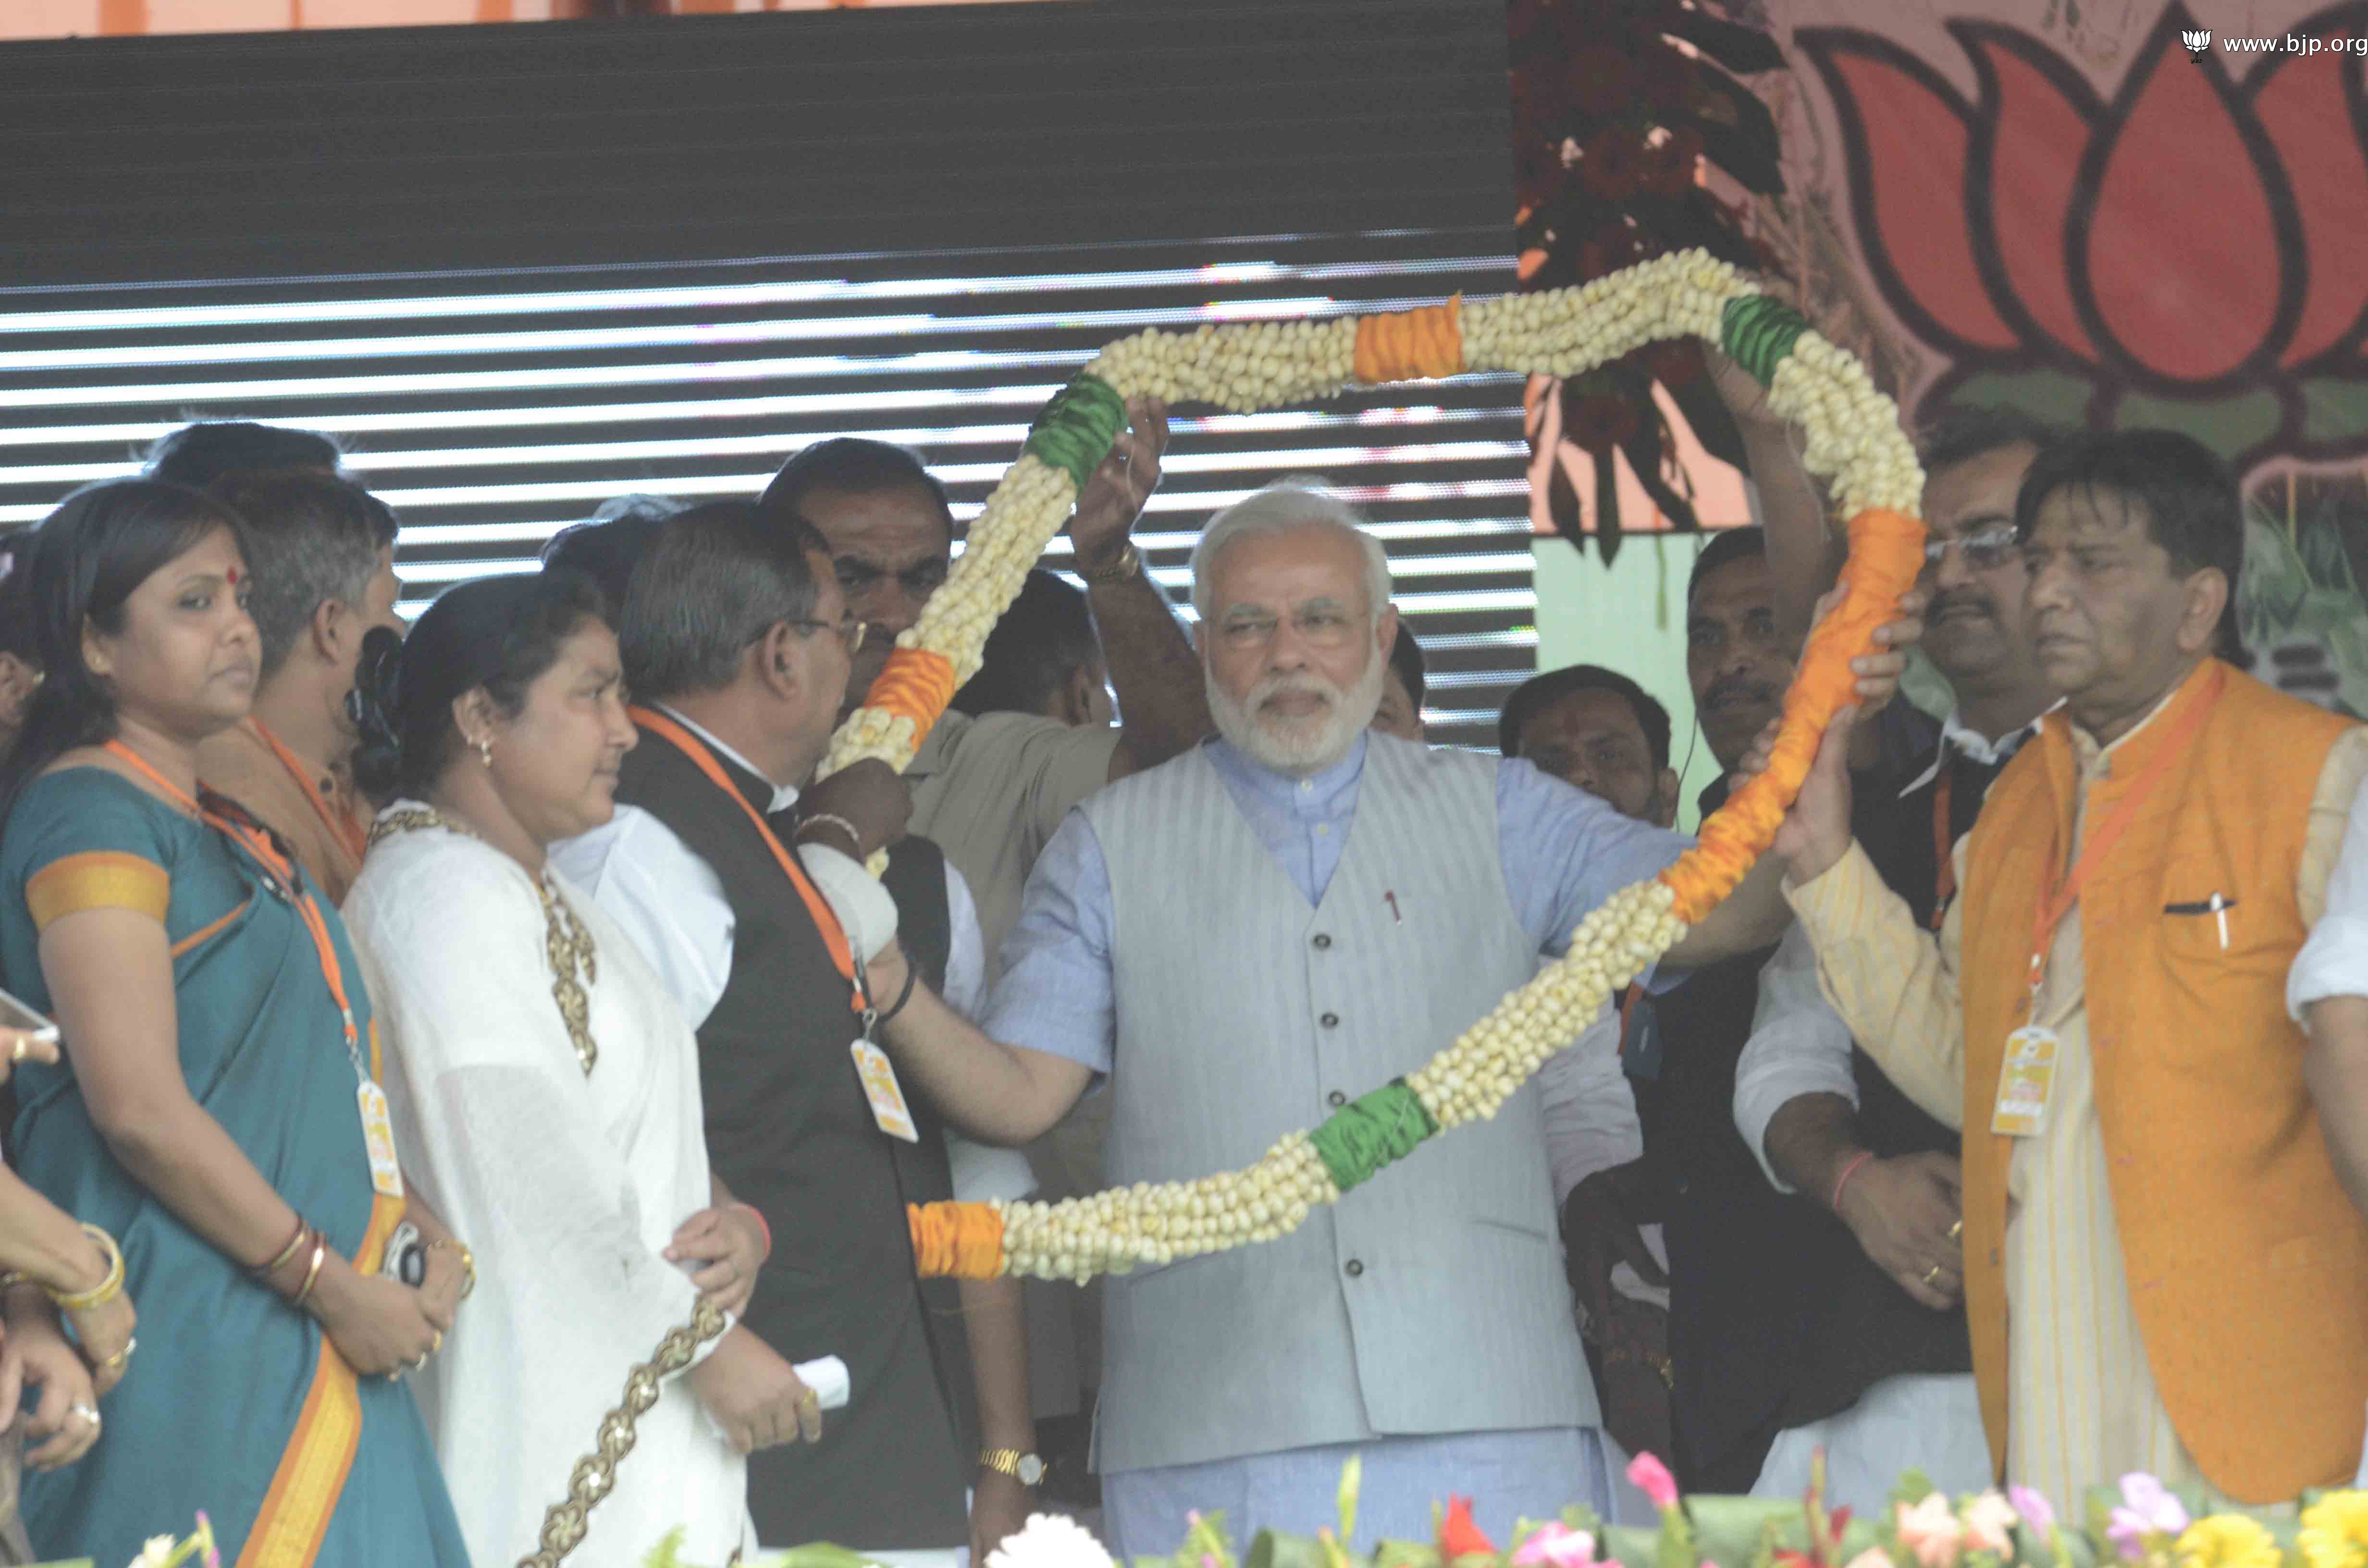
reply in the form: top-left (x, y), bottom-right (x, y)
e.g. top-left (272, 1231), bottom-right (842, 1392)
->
top-left (1930, 588), bottom-right (1998, 622)
top-left (1702, 671), bottom-right (1780, 712)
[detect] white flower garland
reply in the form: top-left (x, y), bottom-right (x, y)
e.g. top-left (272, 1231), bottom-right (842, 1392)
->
top-left (833, 250), bottom-right (1924, 1282)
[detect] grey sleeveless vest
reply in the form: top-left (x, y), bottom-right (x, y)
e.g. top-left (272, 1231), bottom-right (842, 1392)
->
top-left (1082, 736), bottom-right (1598, 1474)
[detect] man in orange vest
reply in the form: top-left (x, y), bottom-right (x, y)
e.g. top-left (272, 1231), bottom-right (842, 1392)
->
top-left (1767, 429), bottom-right (2368, 1509)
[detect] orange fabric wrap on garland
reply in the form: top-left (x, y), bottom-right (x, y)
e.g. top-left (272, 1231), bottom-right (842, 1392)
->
top-left (908, 1201), bottom-right (1004, 1280)
top-left (862, 646), bottom-right (960, 747)
top-left (1657, 507), bottom-right (1929, 922)
top-left (1353, 296), bottom-right (1464, 384)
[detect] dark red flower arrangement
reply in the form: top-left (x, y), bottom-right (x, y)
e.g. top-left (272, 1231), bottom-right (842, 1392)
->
top-left (1510, 0), bottom-right (1788, 559)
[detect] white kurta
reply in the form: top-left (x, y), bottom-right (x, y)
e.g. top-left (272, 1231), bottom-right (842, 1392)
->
top-left (345, 809), bottom-right (750, 1567)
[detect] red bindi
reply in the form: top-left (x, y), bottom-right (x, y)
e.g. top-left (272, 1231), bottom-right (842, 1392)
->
top-left (225, 565), bottom-right (241, 585)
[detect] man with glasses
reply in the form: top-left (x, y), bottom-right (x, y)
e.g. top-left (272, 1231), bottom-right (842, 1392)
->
top-left (760, 423), bottom-right (1216, 1516)
top-left (841, 480), bottom-right (1920, 1552)
top-left (1726, 409), bottom-right (2061, 1512)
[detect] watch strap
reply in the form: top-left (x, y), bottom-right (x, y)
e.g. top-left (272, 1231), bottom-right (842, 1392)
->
top-left (979, 1447), bottom-right (1043, 1484)
top-left (1076, 541), bottom-right (1141, 587)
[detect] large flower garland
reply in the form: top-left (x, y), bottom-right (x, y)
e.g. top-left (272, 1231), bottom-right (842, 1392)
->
top-left (824, 249), bottom-right (1927, 1285)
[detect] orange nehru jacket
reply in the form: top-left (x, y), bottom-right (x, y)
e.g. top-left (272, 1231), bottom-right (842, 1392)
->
top-left (1956, 661), bottom-right (2368, 1501)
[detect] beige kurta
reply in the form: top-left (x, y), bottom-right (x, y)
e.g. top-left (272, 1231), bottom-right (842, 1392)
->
top-left (1785, 693), bottom-right (2368, 1507)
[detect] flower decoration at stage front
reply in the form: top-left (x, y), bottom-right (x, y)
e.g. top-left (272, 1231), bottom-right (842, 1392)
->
top-left (1894, 1494), bottom-right (1966, 1568)
top-left (1441, 1497), bottom-right (1501, 1562)
top-left (2301, 1492), bottom-right (2368, 1568)
top-left (1514, 1522), bottom-right (1609, 1568)
top-left (2171, 1515), bottom-right (2282, 1568)
top-left (2107, 1475), bottom-right (2191, 1567)
top-left (860, 249), bottom-right (1925, 1284)
top-left (1959, 1493), bottom-right (2019, 1559)
top-left (984, 1512), bottom-right (1120, 1568)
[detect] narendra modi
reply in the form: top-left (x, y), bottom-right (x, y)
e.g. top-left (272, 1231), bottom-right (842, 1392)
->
top-left (853, 480), bottom-right (1882, 1555)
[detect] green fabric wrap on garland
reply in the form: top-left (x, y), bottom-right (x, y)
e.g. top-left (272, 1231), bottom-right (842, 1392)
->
top-left (1719, 294), bottom-right (1809, 387)
top-left (1022, 372), bottom-right (1129, 494)
top-left (1307, 1079), bottom-right (1438, 1193)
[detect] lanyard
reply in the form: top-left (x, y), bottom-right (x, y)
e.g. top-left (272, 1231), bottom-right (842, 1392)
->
top-left (629, 708), bottom-right (867, 1016)
top-left (247, 718), bottom-right (370, 865)
top-left (1928, 763), bottom-right (1956, 932)
top-left (103, 740), bottom-right (369, 1081)
top-left (2024, 663), bottom-right (2225, 999)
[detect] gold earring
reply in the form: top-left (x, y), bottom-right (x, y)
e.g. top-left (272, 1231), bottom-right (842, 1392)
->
top-left (476, 736), bottom-right (494, 768)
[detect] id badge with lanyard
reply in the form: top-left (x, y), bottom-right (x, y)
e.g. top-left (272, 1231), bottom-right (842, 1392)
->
top-left (103, 740), bottom-right (404, 1196)
top-left (848, 947), bottom-right (921, 1144)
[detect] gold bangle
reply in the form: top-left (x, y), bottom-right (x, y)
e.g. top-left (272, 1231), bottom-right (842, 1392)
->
top-left (252, 1214), bottom-right (310, 1279)
top-left (48, 1225), bottom-right (123, 1314)
top-left (429, 1238), bottom-right (475, 1298)
top-left (291, 1236), bottom-right (327, 1312)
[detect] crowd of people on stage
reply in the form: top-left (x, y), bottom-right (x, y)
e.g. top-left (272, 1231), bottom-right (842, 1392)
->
top-left (0, 362), bottom-right (2361, 1568)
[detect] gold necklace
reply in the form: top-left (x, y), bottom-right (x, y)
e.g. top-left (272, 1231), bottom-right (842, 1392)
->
top-left (368, 807), bottom-right (599, 1076)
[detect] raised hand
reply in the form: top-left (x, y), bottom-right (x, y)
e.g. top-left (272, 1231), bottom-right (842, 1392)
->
top-left (1067, 396), bottom-right (1170, 572)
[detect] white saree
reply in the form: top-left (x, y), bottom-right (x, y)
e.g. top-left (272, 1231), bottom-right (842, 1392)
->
top-left (345, 809), bottom-right (751, 1567)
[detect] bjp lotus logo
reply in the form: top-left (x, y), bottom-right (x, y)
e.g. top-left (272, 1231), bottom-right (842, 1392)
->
top-left (1797, 1), bottom-right (2368, 473)
top-left (2182, 28), bottom-right (2212, 59)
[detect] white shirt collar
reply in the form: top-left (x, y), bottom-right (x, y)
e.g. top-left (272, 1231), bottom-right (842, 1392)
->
top-left (1898, 702), bottom-right (2057, 796)
top-left (655, 704), bottom-right (802, 815)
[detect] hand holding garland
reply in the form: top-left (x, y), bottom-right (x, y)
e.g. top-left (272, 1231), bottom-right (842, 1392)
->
top-left (800, 251), bottom-right (1930, 1283)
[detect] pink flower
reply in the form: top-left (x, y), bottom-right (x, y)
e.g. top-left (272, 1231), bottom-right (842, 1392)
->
top-left (1895, 1493), bottom-right (1966, 1568)
top-left (1513, 1522), bottom-right (1599, 1568)
top-left (1961, 1492), bottom-right (2019, 1557)
top-left (2007, 1488), bottom-right (2056, 1542)
top-left (2108, 1474), bottom-right (2190, 1562)
top-left (1628, 1451), bottom-right (1680, 1513)
top-left (1843, 1551), bottom-right (1898, 1568)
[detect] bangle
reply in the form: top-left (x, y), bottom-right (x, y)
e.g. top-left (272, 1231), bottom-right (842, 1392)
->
top-left (1830, 1151), bottom-right (1875, 1213)
top-left (877, 961), bottom-right (919, 1026)
top-left (1077, 540), bottom-right (1141, 587)
top-left (50, 1225), bottom-right (124, 1313)
top-left (252, 1214), bottom-right (310, 1278)
top-left (795, 813), bottom-right (863, 853)
top-left (428, 1238), bottom-right (475, 1298)
top-left (729, 1202), bottom-right (772, 1262)
top-left (291, 1235), bottom-right (327, 1312)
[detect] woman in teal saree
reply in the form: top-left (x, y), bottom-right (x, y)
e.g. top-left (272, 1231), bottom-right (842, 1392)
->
top-left (0, 480), bottom-right (469, 1566)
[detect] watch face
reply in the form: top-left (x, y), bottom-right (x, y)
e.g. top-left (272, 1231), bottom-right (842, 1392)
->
top-left (1017, 1455), bottom-right (1046, 1486)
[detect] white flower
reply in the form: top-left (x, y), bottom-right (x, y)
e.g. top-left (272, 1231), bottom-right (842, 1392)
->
top-left (128, 1538), bottom-right (179, 1568)
top-left (985, 1513), bottom-right (1116, 1568)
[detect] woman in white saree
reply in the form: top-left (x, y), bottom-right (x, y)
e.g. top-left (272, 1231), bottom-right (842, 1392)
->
top-left (342, 573), bottom-right (818, 1566)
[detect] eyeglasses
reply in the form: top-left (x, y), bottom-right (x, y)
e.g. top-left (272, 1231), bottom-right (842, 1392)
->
top-left (1216, 607), bottom-right (1365, 651)
top-left (1923, 524), bottom-right (2021, 572)
top-left (787, 617), bottom-right (870, 652)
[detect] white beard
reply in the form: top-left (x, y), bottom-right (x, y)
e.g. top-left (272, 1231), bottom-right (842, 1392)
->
top-left (1207, 651), bottom-right (1385, 776)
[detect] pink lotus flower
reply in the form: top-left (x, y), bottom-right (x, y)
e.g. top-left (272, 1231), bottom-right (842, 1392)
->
top-left (2108, 1474), bottom-right (2190, 1562)
top-left (1513, 1522), bottom-right (1602, 1568)
top-left (1628, 1451), bottom-right (1680, 1513)
top-left (1961, 1492), bottom-right (2018, 1557)
top-left (1895, 1493), bottom-right (1966, 1568)
top-left (2006, 1488), bottom-right (2055, 1542)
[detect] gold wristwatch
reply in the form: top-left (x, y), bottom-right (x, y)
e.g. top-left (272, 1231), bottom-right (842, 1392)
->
top-left (1076, 541), bottom-right (1141, 587)
top-left (980, 1447), bottom-right (1045, 1486)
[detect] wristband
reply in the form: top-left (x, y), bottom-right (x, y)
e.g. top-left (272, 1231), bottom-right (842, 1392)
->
top-left (1829, 1151), bottom-right (1875, 1213)
top-left (878, 960), bottom-right (920, 1026)
top-left (729, 1202), bottom-right (773, 1262)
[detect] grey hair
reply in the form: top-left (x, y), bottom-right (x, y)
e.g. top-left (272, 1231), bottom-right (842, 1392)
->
top-left (621, 500), bottom-right (829, 701)
top-left (1189, 478), bottom-right (1394, 623)
top-left (203, 470), bottom-right (398, 681)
